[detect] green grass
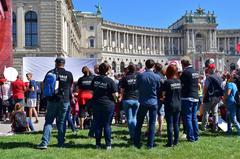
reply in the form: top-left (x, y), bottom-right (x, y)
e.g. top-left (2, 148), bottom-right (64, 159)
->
top-left (0, 125), bottom-right (240, 159)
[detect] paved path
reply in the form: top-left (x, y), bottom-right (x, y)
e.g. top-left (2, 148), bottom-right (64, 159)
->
top-left (0, 117), bottom-right (45, 136)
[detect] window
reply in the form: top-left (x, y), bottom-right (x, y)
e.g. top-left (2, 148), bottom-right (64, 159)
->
top-left (120, 62), bottom-right (125, 73)
top-left (112, 61), bottom-right (116, 73)
top-left (12, 12), bottom-right (17, 47)
top-left (89, 26), bottom-right (94, 31)
top-left (89, 38), bottom-right (95, 48)
top-left (90, 54), bottom-right (94, 58)
top-left (25, 11), bottom-right (38, 48)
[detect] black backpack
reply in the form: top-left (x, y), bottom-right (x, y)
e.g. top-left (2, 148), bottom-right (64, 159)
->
top-left (207, 74), bottom-right (224, 97)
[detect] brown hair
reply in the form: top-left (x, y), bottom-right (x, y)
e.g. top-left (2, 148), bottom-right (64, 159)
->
top-left (166, 64), bottom-right (178, 79)
top-left (14, 103), bottom-right (24, 112)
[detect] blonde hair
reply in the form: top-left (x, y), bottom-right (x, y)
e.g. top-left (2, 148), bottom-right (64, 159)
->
top-left (14, 103), bottom-right (24, 111)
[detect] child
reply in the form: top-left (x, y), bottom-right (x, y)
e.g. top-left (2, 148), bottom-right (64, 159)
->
top-left (11, 103), bottom-right (34, 133)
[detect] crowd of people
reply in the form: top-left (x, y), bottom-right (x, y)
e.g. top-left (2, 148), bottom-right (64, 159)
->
top-left (1, 55), bottom-right (240, 150)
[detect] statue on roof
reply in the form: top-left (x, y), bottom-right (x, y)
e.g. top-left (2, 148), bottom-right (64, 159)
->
top-left (95, 3), bottom-right (102, 16)
top-left (195, 7), bottom-right (205, 15)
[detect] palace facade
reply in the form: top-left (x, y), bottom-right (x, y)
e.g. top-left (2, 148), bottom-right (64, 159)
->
top-left (12, 0), bottom-right (240, 74)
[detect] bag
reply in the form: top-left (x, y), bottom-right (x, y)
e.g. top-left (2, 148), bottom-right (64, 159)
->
top-left (13, 111), bottom-right (28, 132)
top-left (207, 75), bottom-right (224, 97)
top-left (43, 69), bottom-right (58, 97)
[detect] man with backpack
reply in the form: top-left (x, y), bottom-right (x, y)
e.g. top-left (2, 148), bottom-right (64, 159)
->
top-left (201, 64), bottom-right (223, 132)
top-left (37, 57), bottom-right (73, 149)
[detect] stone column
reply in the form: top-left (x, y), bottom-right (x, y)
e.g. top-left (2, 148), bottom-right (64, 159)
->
top-left (17, 3), bottom-right (25, 49)
top-left (192, 30), bottom-right (195, 50)
top-left (115, 32), bottom-right (117, 50)
top-left (153, 36), bottom-right (156, 54)
top-left (109, 30), bottom-right (112, 48)
top-left (209, 30), bottom-right (212, 49)
top-left (187, 30), bottom-right (190, 48)
top-left (224, 38), bottom-right (227, 52)
top-left (135, 34), bottom-right (138, 52)
top-left (126, 33), bottom-right (129, 53)
top-left (123, 33), bottom-right (126, 51)
top-left (118, 32), bottom-right (121, 51)
top-left (178, 37), bottom-right (180, 55)
top-left (144, 35), bottom-right (147, 54)
top-left (132, 34), bottom-right (135, 53)
top-left (159, 37), bottom-right (162, 55)
top-left (214, 30), bottom-right (217, 48)
top-left (102, 30), bottom-right (104, 49)
top-left (171, 37), bottom-right (174, 55)
top-left (106, 30), bottom-right (109, 50)
top-left (227, 38), bottom-right (230, 53)
top-left (141, 35), bottom-right (144, 54)
top-left (150, 36), bottom-right (153, 54)
top-left (162, 37), bottom-right (165, 55)
top-left (181, 37), bottom-right (184, 55)
top-left (168, 37), bottom-right (171, 55)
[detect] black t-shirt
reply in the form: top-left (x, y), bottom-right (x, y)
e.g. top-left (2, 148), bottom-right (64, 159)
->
top-left (77, 75), bottom-right (95, 90)
top-left (162, 79), bottom-right (181, 113)
top-left (121, 73), bottom-right (138, 100)
top-left (91, 75), bottom-right (117, 108)
top-left (46, 68), bottom-right (73, 102)
top-left (180, 66), bottom-right (199, 99)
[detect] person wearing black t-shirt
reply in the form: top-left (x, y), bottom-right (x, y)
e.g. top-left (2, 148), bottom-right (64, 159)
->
top-left (91, 63), bottom-right (118, 150)
top-left (38, 57), bottom-right (73, 149)
top-left (119, 64), bottom-right (139, 141)
top-left (180, 56), bottom-right (199, 142)
top-left (77, 66), bottom-right (95, 130)
top-left (161, 64), bottom-right (181, 147)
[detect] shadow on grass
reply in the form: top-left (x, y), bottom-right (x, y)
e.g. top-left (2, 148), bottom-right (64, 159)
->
top-left (0, 142), bottom-right (36, 149)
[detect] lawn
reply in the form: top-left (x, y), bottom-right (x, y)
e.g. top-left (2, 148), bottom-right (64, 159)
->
top-left (0, 125), bottom-right (240, 159)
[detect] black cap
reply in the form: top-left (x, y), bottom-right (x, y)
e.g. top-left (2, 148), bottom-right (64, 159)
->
top-left (55, 57), bottom-right (65, 64)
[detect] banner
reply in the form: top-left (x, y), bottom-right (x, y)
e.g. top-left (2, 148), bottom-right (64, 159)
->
top-left (0, 0), bottom-right (12, 74)
top-left (22, 57), bottom-right (97, 82)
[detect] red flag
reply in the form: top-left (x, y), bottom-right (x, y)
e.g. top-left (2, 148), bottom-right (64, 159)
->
top-left (0, 0), bottom-right (13, 74)
top-left (236, 42), bottom-right (240, 53)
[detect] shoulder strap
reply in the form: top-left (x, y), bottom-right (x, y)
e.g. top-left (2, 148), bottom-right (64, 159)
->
top-left (0, 85), bottom-right (3, 99)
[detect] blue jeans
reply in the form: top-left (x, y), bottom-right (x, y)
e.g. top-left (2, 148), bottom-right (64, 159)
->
top-left (122, 99), bottom-right (139, 139)
top-left (64, 105), bottom-right (76, 133)
top-left (93, 105), bottom-right (114, 146)
top-left (134, 104), bottom-right (157, 148)
top-left (182, 100), bottom-right (199, 141)
top-left (227, 104), bottom-right (240, 135)
top-left (26, 117), bottom-right (35, 131)
top-left (40, 101), bottom-right (69, 146)
top-left (165, 111), bottom-right (180, 145)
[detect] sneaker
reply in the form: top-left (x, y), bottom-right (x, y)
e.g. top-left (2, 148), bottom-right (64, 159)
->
top-left (37, 144), bottom-right (47, 149)
top-left (181, 133), bottom-right (187, 139)
top-left (96, 145), bottom-right (101, 149)
top-left (106, 146), bottom-right (112, 150)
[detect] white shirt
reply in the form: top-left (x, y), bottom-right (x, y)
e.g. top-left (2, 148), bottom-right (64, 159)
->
top-left (0, 82), bottom-right (12, 100)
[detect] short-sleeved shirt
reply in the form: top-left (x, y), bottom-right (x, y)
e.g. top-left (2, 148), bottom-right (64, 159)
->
top-left (12, 79), bottom-right (25, 100)
top-left (225, 82), bottom-right (238, 106)
top-left (136, 69), bottom-right (161, 106)
top-left (77, 75), bottom-right (95, 91)
top-left (121, 73), bottom-right (138, 100)
top-left (162, 79), bottom-right (181, 113)
top-left (27, 80), bottom-right (37, 99)
top-left (91, 75), bottom-right (117, 108)
top-left (45, 68), bottom-right (73, 103)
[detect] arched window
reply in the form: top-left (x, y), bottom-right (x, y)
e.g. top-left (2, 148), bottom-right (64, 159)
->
top-left (120, 62), bottom-right (125, 73)
top-left (12, 12), bottom-right (17, 47)
top-left (112, 61), bottom-right (116, 73)
top-left (25, 11), bottom-right (38, 48)
top-left (89, 37), bottom-right (95, 48)
top-left (137, 62), bottom-right (142, 68)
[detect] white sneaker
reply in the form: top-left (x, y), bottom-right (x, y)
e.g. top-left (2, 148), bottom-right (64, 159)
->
top-left (37, 144), bottom-right (47, 149)
top-left (106, 146), bottom-right (112, 150)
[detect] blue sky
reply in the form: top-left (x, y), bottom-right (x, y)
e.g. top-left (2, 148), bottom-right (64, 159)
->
top-left (72, 0), bottom-right (240, 29)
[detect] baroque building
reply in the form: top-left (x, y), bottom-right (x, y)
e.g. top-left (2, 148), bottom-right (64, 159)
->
top-left (76, 7), bottom-right (240, 73)
top-left (12, 0), bottom-right (240, 74)
top-left (12, 0), bottom-right (81, 72)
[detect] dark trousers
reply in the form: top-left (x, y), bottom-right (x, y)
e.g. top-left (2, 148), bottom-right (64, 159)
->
top-left (165, 111), bottom-right (180, 145)
top-left (134, 104), bottom-right (157, 148)
top-left (0, 98), bottom-right (3, 120)
top-left (93, 105), bottom-right (114, 146)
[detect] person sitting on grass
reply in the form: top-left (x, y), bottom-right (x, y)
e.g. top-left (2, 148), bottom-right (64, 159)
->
top-left (11, 103), bottom-right (34, 133)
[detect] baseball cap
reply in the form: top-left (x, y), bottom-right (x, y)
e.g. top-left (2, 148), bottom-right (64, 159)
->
top-left (55, 57), bottom-right (65, 64)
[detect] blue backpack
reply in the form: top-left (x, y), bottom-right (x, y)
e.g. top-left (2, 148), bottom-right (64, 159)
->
top-left (43, 70), bottom-right (58, 97)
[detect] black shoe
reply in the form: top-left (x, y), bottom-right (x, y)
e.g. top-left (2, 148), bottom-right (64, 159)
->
top-left (164, 143), bottom-right (173, 147)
